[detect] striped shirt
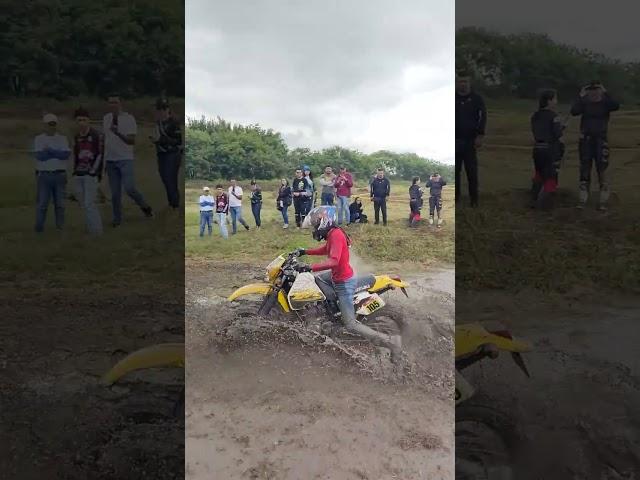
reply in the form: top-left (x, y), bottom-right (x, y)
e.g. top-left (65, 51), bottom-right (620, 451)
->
top-left (33, 133), bottom-right (71, 172)
top-left (199, 195), bottom-right (214, 211)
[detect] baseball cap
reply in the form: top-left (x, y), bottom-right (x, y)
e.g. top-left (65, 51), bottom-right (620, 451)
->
top-left (43, 113), bottom-right (58, 124)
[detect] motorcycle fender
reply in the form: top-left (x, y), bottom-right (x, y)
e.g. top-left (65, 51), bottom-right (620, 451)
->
top-left (101, 343), bottom-right (185, 386)
top-left (228, 283), bottom-right (273, 301)
top-left (371, 275), bottom-right (410, 292)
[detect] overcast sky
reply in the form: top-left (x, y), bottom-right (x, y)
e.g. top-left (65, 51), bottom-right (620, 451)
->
top-left (186, 0), bottom-right (454, 164)
top-left (457, 0), bottom-right (639, 61)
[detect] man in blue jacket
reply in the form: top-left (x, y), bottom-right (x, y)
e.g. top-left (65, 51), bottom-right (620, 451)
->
top-left (370, 167), bottom-right (391, 226)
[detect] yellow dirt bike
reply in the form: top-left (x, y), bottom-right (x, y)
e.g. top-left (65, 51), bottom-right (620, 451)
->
top-left (102, 343), bottom-right (185, 416)
top-left (455, 322), bottom-right (532, 480)
top-left (228, 250), bottom-right (410, 339)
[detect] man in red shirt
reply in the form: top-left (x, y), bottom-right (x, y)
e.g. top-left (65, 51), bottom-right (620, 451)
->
top-left (298, 206), bottom-right (402, 361)
top-left (335, 166), bottom-right (354, 226)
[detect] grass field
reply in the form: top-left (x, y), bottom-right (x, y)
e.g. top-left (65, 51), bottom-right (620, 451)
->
top-left (1, 98), bottom-right (185, 479)
top-left (184, 179), bottom-right (455, 272)
top-left (456, 99), bottom-right (640, 293)
top-left (0, 97), bottom-right (185, 293)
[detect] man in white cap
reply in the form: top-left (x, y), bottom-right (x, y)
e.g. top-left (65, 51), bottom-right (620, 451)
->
top-left (198, 186), bottom-right (214, 237)
top-left (33, 113), bottom-right (71, 232)
top-left (103, 94), bottom-right (153, 227)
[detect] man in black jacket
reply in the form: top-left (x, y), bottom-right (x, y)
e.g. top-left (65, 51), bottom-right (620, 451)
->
top-left (151, 98), bottom-right (182, 210)
top-left (570, 82), bottom-right (620, 210)
top-left (455, 73), bottom-right (486, 207)
top-left (370, 167), bottom-right (391, 226)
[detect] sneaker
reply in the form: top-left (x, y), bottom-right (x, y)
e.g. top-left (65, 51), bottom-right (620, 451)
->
top-left (283, 224), bottom-right (289, 229)
top-left (437, 218), bottom-right (443, 226)
top-left (244, 225), bottom-right (250, 231)
top-left (142, 206), bottom-right (153, 218)
top-left (598, 203), bottom-right (608, 212)
top-left (429, 216), bottom-right (434, 225)
top-left (112, 222), bottom-right (120, 228)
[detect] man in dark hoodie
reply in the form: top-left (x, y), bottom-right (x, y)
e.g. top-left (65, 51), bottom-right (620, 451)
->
top-left (370, 167), bottom-right (391, 226)
top-left (455, 73), bottom-right (486, 207)
top-left (570, 82), bottom-right (620, 210)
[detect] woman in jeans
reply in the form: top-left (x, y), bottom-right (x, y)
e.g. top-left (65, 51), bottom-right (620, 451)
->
top-left (249, 180), bottom-right (263, 229)
top-left (276, 178), bottom-right (292, 229)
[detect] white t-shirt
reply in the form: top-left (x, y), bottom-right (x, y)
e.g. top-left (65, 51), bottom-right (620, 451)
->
top-left (228, 186), bottom-right (243, 207)
top-left (102, 112), bottom-right (137, 161)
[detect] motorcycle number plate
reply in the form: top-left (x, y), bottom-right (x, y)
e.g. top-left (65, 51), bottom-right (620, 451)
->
top-left (357, 294), bottom-right (385, 315)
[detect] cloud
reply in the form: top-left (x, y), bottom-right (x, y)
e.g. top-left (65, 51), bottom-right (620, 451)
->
top-left (186, 0), bottom-right (454, 163)
top-left (456, 0), bottom-right (639, 61)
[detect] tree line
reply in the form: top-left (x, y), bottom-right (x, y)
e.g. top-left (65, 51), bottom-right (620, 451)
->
top-left (0, 0), bottom-right (184, 99)
top-left (185, 116), bottom-right (454, 182)
top-left (456, 27), bottom-right (640, 104)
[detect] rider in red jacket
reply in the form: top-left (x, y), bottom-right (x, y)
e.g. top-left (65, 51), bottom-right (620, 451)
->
top-left (297, 206), bottom-right (402, 362)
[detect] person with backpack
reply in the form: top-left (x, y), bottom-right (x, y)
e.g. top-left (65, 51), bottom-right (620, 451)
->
top-left (530, 89), bottom-right (566, 209)
top-left (409, 176), bottom-right (424, 227)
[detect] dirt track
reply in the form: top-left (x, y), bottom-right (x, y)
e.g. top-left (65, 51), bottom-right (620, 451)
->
top-left (186, 260), bottom-right (455, 480)
top-left (457, 291), bottom-right (640, 479)
top-left (0, 291), bottom-right (185, 479)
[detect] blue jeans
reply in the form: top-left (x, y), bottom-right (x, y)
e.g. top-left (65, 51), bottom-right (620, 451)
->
top-left (200, 211), bottom-right (213, 236)
top-left (321, 192), bottom-right (334, 206)
top-left (333, 276), bottom-right (393, 346)
top-left (229, 206), bottom-right (249, 233)
top-left (251, 202), bottom-right (262, 227)
top-left (106, 159), bottom-right (150, 225)
top-left (35, 171), bottom-right (66, 232)
top-left (281, 205), bottom-right (289, 225)
top-left (157, 151), bottom-right (181, 208)
top-left (217, 212), bottom-right (228, 238)
top-left (74, 175), bottom-right (103, 234)
top-left (337, 195), bottom-right (351, 224)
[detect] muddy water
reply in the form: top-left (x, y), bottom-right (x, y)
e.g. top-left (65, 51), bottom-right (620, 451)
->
top-left (457, 292), bottom-right (640, 479)
top-left (186, 261), bottom-right (455, 480)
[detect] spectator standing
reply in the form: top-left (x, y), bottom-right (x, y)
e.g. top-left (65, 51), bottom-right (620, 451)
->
top-left (292, 168), bottom-right (311, 228)
top-left (199, 186), bottom-right (214, 237)
top-left (228, 179), bottom-right (250, 234)
top-left (303, 165), bottom-right (315, 209)
top-left (409, 176), bottom-right (424, 227)
top-left (250, 180), bottom-right (263, 229)
top-left (455, 73), bottom-right (486, 207)
top-left (276, 178), bottom-right (292, 229)
top-left (319, 166), bottom-right (337, 206)
top-left (215, 185), bottom-right (229, 238)
top-left (369, 167), bottom-right (391, 226)
top-left (151, 98), bottom-right (182, 211)
top-left (72, 107), bottom-right (104, 235)
top-left (33, 113), bottom-right (71, 232)
top-left (335, 166), bottom-right (354, 225)
top-left (426, 173), bottom-right (447, 226)
top-left (103, 94), bottom-right (153, 227)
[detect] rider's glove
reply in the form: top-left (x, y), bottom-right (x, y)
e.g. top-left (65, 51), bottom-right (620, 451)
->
top-left (294, 248), bottom-right (306, 257)
top-left (297, 264), bottom-right (313, 273)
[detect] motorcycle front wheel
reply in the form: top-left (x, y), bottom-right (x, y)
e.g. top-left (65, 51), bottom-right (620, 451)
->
top-left (455, 403), bottom-right (518, 480)
top-left (257, 290), bottom-right (278, 316)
